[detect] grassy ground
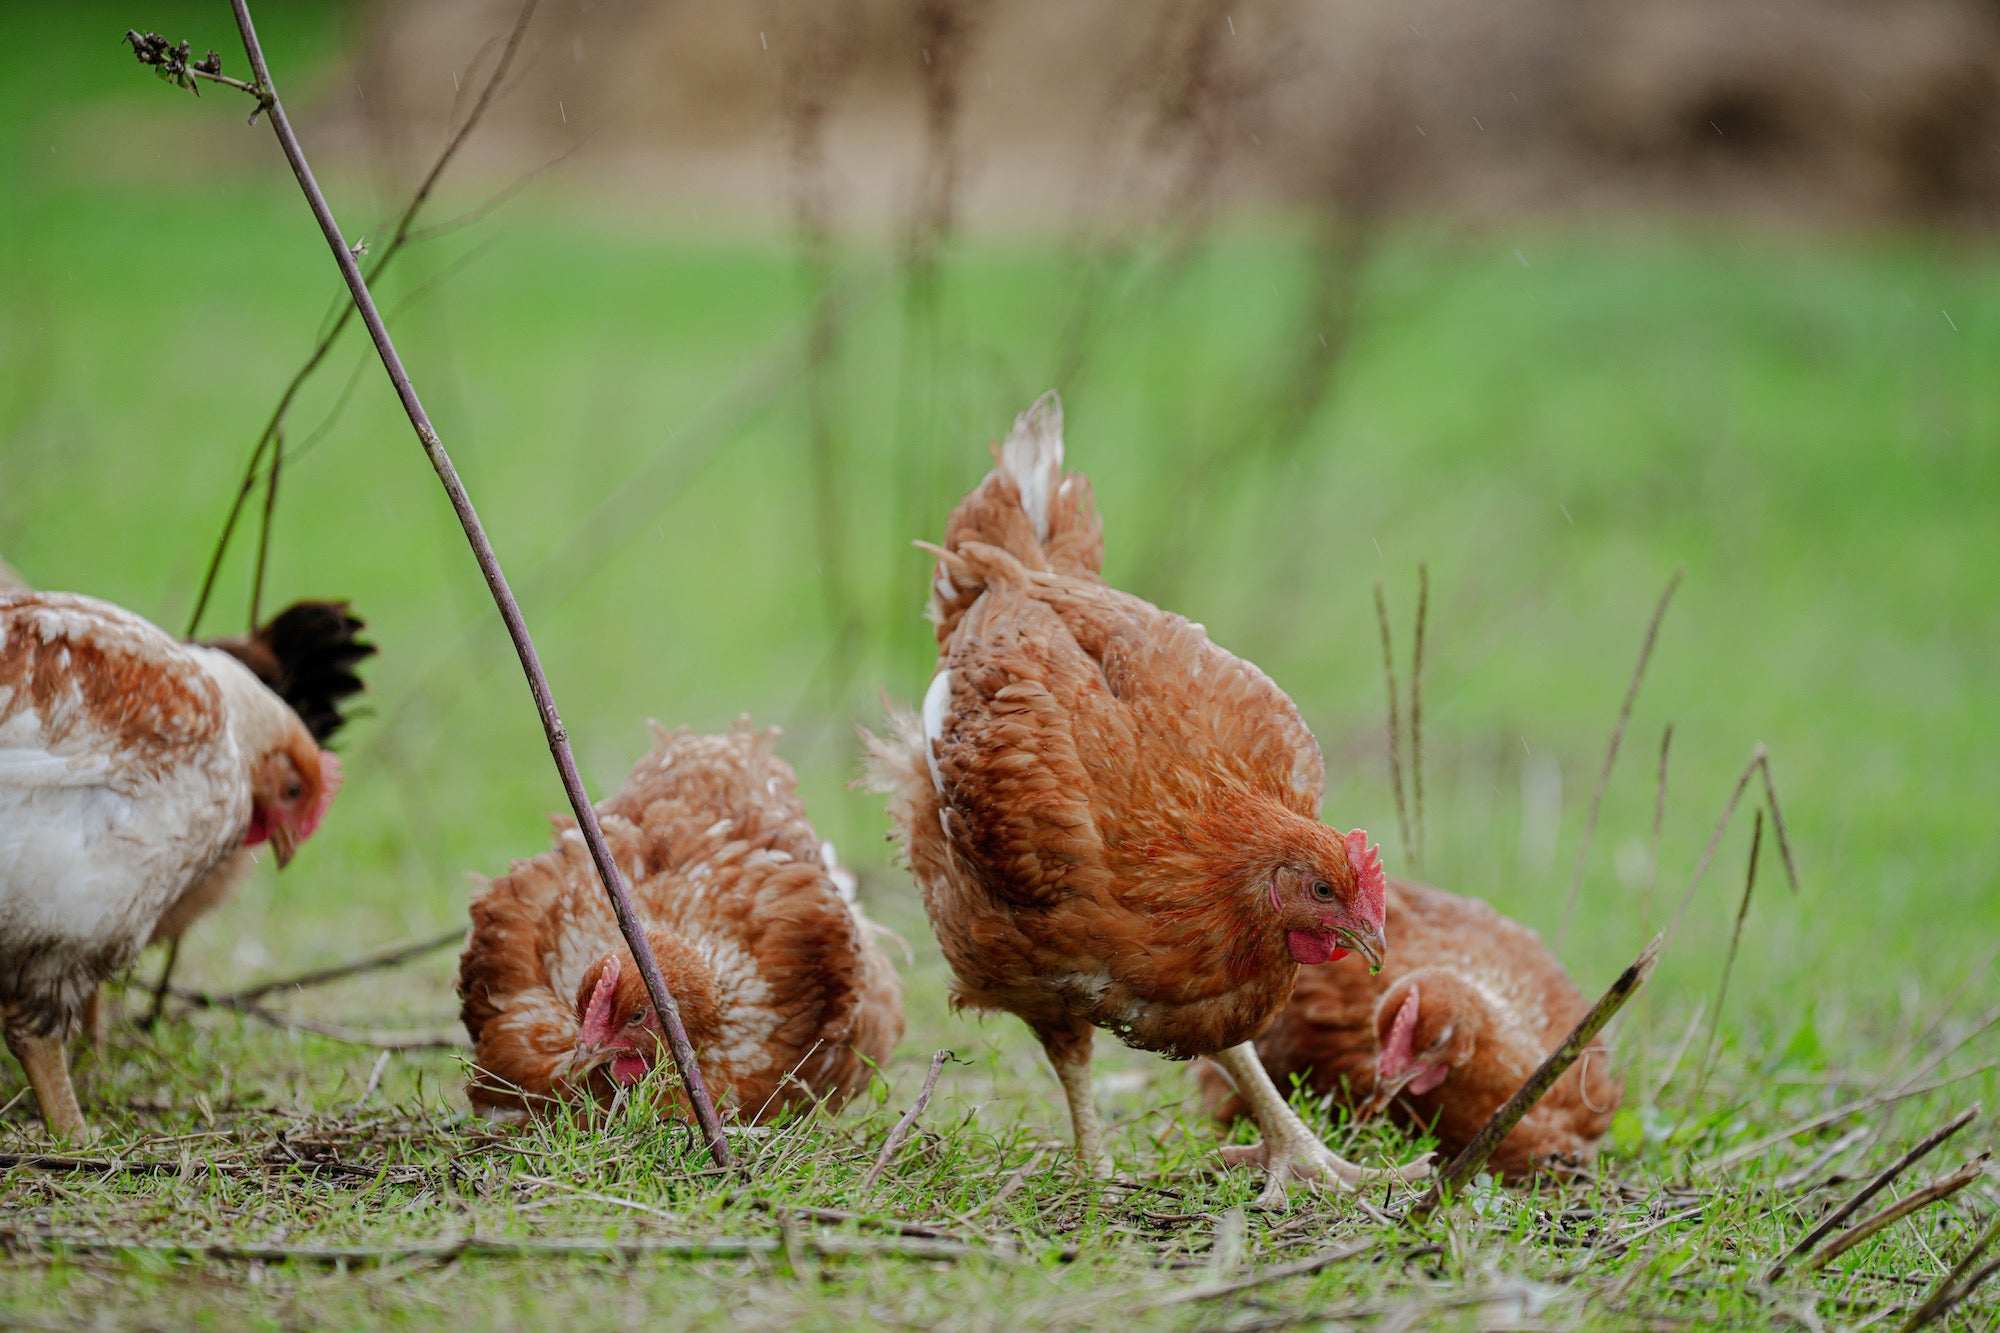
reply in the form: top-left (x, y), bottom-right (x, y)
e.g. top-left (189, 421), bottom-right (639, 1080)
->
top-left (2, 4), bottom-right (1999, 1328)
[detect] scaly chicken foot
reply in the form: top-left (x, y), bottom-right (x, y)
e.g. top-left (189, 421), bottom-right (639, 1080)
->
top-left (1210, 1042), bottom-right (1427, 1208)
top-left (1049, 1054), bottom-right (1114, 1177)
top-left (5, 1023), bottom-right (87, 1140)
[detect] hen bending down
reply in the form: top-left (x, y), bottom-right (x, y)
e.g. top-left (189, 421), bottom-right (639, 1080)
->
top-left (0, 592), bottom-right (341, 1136)
top-left (137, 600), bottom-right (375, 1024)
top-left (459, 720), bottom-right (903, 1124)
top-left (1196, 878), bottom-right (1622, 1179)
top-left (866, 393), bottom-right (1429, 1202)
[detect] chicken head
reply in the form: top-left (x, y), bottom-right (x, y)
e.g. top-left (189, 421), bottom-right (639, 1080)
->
top-left (1265, 827), bottom-right (1387, 968)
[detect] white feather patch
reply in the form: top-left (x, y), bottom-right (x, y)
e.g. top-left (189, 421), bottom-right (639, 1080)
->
top-left (920, 669), bottom-right (951, 796)
top-left (999, 390), bottom-right (1063, 545)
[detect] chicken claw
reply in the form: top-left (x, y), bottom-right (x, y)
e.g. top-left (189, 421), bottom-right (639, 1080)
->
top-left (1209, 1042), bottom-right (1429, 1207)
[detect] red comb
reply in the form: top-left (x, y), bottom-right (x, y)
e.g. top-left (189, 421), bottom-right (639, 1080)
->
top-left (1344, 828), bottom-right (1386, 925)
top-left (1379, 985), bottom-right (1420, 1080)
top-left (575, 955), bottom-right (620, 1050)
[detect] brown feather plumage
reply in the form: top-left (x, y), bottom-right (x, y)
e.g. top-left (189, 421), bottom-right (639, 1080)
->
top-left (867, 393), bottom-right (1406, 1191)
top-left (1195, 878), bottom-right (1624, 1179)
top-left (459, 719), bottom-right (903, 1124)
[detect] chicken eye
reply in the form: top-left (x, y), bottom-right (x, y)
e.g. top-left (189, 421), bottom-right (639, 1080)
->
top-left (1310, 880), bottom-right (1335, 902)
top-left (284, 781), bottom-right (303, 800)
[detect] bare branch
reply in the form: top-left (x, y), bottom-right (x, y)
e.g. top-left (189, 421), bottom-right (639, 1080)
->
top-left (1797, 1155), bottom-right (1991, 1273)
top-left (1766, 1104), bottom-right (1981, 1281)
top-left (863, 1050), bottom-right (953, 1191)
top-left (213, 0), bottom-right (728, 1164)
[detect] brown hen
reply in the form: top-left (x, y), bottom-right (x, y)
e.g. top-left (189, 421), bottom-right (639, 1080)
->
top-left (460, 720), bottom-right (903, 1124)
top-left (866, 392), bottom-right (1427, 1202)
top-left (1196, 878), bottom-right (1622, 1179)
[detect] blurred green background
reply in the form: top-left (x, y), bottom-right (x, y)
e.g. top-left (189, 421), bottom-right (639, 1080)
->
top-left (3, 0), bottom-right (1996, 1075)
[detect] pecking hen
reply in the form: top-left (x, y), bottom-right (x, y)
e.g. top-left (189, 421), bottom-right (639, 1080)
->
top-left (459, 720), bottom-right (903, 1124)
top-left (1196, 877), bottom-right (1622, 1179)
top-left (865, 392), bottom-right (1428, 1202)
top-left (0, 591), bottom-right (342, 1136)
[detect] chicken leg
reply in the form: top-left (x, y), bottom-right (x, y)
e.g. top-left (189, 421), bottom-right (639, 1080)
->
top-left (1210, 1041), bottom-right (1427, 1207)
top-left (5, 1024), bottom-right (86, 1140)
top-left (1040, 1025), bottom-right (1112, 1175)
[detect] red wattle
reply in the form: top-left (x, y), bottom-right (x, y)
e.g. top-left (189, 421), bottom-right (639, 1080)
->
top-left (243, 809), bottom-right (271, 848)
top-left (1287, 930), bottom-right (1340, 965)
top-left (609, 1054), bottom-right (649, 1086)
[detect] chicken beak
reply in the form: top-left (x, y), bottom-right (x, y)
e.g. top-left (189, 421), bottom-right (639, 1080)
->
top-left (1360, 1071), bottom-right (1411, 1122)
top-left (1339, 923), bottom-right (1386, 973)
top-left (269, 821), bottom-right (298, 870)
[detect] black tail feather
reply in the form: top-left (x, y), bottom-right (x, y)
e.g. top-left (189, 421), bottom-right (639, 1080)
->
top-left (207, 600), bottom-right (376, 744)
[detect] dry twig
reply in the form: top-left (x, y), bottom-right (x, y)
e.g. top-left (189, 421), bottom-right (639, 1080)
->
top-left (1683, 809), bottom-right (1764, 1110)
top-left (1766, 1104), bottom-right (1980, 1281)
top-left (1410, 562), bottom-right (1429, 873)
top-left (1373, 580), bottom-right (1414, 868)
top-left (862, 1050), bottom-right (954, 1191)
top-left (1142, 1235), bottom-right (1376, 1309)
top-left (1558, 566), bottom-right (1682, 951)
top-left (147, 0), bottom-right (730, 1165)
top-left (1407, 936), bottom-right (1662, 1220)
top-left (1901, 1212), bottom-right (2000, 1330)
top-left (1797, 1155), bottom-right (1991, 1274)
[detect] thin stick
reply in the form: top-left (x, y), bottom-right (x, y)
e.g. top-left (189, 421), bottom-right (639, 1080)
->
top-left (208, 926), bottom-right (467, 1005)
top-left (1637, 722), bottom-right (1673, 1083)
top-left (218, 0), bottom-right (727, 1165)
top-left (248, 425), bottom-right (283, 626)
top-left (1373, 581), bottom-right (1413, 869)
top-left (1684, 809), bottom-right (1763, 1111)
top-left (1410, 561), bottom-right (1428, 874)
top-left (1406, 935), bottom-right (1662, 1220)
top-left (1756, 750), bottom-right (1801, 896)
top-left (863, 1050), bottom-right (952, 1191)
top-left (1767, 1105), bottom-right (1981, 1281)
top-left (1707, 1063), bottom-right (2000, 1174)
top-left (1799, 1156), bottom-right (1991, 1274)
top-left (1142, 1236), bottom-right (1376, 1309)
top-left (1902, 1213), bottom-right (2000, 1331)
top-left (1558, 566), bottom-right (1683, 951)
top-left (17, 1232), bottom-right (993, 1267)
top-left (1663, 743), bottom-right (1766, 949)
top-left (167, 986), bottom-right (461, 1050)
top-left (165, 0), bottom-right (542, 636)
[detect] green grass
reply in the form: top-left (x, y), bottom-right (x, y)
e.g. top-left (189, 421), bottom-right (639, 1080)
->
top-left (2, 4), bottom-right (1998, 1327)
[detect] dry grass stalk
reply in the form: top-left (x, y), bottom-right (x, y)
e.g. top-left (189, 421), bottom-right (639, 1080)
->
top-left (1708, 1062), bottom-right (2000, 1174)
top-left (1142, 1235), bottom-right (1376, 1309)
top-left (862, 1050), bottom-right (953, 1192)
top-left (15, 1231), bottom-right (995, 1267)
top-left (1635, 722), bottom-right (1674, 1082)
top-left (1798, 1155), bottom-right (1992, 1274)
top-left (177, 0), bottom-right (542, 637)
top-left (177, 926), bottom-right (467, 1008)
top-left (166, 985), bottom-right (461, 1050)
top-left (1410, 561), bottom-right (1429, 873)
top-left (153, 0), bottom-right (731, 1164)
top-left (1766, 1104), bottom-right (1981, 1281)
top-left (1901, 1212), bottom-right (2000, 1330)
top-left (1557, 566), bottom-right (1684, 951)
top-left (1663, 742), bottom-right (1796, 949)
top-left (1373, 580), bottom-right (1414, 869)
top-left (1682, 809), bottom-right (1764, 1110)
top-left (1406, 935), bottom-right (1662, 1221)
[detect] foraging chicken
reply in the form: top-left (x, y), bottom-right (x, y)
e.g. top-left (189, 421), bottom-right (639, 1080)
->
top-left (865, 392), bottom-right (1427, 1200)
top-left (1196, 877), bottom-right (1622, 1179)
top-left (0, 591), bottom-right (342, 1135)
top-left (459, 720), bottom-right (903, 1124)
top-left (138, 600), bottom-right (374, 1022)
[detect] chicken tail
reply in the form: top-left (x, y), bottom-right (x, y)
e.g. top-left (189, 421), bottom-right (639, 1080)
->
top-left (927, 391), bottom-right (1104, 644)
top-left (205, 600), bottom-right (376, 745)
